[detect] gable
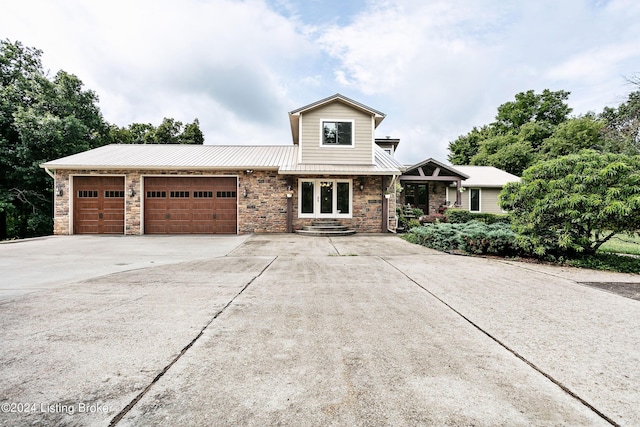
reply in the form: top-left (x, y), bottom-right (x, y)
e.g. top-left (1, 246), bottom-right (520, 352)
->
top-left (289, 93), bottom-right (385, 145)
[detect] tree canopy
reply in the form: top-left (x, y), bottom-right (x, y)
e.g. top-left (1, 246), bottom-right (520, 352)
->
top-left (499, 150), bottom-right (640, 256)
top-left (0, 40), bottom-right (111, 238)
top-left (107, 118), bottom-right (204, 145)
top-left (0, 39), bottom-right (205, 239)
top-left (448, 89), bottom-right (639, 176)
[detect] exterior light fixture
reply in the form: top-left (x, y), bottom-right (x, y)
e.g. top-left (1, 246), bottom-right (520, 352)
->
top-left (128, 187), bottom-right (136, 197)
top-left (55, 183), bottom-right (63, 196)
top-left (359, 182), bottom-right (364, 191)
top-left (245, 170), bottom-right (254, 175)
top-left (243, 187), bottom-right (248, 198)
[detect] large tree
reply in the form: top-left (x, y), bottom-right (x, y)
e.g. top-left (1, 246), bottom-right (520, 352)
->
top-left (600, 91), bottom-right (640, 155)
top-left (499, 150), bottom-right (640, 256)
top-left (107, 117), bottom-right (204, 145)
top-left (0, 40), bottom-right (109, 238)
top-left (448, 89), bottom-right (574, 175)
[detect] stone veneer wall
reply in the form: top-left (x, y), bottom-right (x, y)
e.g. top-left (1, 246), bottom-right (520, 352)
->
top-left (50, 170), bottom-right (392, 235)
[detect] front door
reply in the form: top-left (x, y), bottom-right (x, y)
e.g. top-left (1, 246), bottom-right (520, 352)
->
top-left (299, 179), bottom-right (352, 218)
top-left (404, 183), bottom-right (429, 214)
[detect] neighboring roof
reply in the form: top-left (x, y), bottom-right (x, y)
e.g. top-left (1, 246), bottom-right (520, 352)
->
top-left (40, 144), bottom-right (297, 171)
top-left (402, 158), bottom-right (469, 179)
top-left (279, 146), bottom-right (404, 175)
top-left (40, 144), bottom-right (403, 176)
top-left (289, 93), bottom-right (386, 144)
top-left (450, 165), bottom-right (520, 187)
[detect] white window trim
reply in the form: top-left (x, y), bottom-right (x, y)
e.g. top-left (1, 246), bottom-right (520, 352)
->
top-left (298, 179), bottom-right (353, 219)
top-left (319, 119), bottom-right (355, 148)
top-left (469, 188), bottom-right (481, 213)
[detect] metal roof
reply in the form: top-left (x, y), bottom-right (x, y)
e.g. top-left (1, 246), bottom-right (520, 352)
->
top-left (41, 144), bottom-right (403, 175)
top-left (279, 146), bottom-right (403, 175)
top-left (40, 144), bottom-right (297, 170)
top-left (450, 165), bottom-right (520, 187)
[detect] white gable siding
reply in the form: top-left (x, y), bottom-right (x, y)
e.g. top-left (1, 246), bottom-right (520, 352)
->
top-left (299, 102), bottom-right (374, 165)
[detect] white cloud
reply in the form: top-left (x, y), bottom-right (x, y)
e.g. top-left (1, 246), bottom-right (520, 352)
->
top-left (2, 0), bottom-right (640, 163)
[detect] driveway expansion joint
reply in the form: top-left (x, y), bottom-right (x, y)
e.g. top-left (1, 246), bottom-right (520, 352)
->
top-left (381, 256), bottom-right (620, 427)
top-left (107, 256), bottom-right (278, 426)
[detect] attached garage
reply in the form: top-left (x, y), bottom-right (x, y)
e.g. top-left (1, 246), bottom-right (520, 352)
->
top-left (73, 176), bottom-right (125, 234)
top-left (143, 176), bottom-right (237, 234)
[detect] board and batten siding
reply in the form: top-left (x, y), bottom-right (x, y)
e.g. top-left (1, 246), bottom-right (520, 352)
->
top-left (299, 102), bottom-right (374, 165)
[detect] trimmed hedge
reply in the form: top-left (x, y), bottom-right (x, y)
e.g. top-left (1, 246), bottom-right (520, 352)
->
top-left (444, 208), bottom-right (510, 225)
top-left (403, 221), bottom-right (522, 256)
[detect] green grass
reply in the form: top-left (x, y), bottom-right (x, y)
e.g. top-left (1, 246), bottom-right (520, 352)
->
top-left (599, 234), bottom-right (640, 256)
top-left (567, 253), bottom-right (640, 274)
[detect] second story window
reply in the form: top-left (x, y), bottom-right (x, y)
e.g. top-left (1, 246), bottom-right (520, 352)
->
top-left (322, 121), bottom-right (353, 146)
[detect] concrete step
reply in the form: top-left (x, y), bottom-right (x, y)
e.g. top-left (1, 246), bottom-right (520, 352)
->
top-left (295, 229), bottom-right (357, 237)
top-left (303, 225), bottom-right (349, 231)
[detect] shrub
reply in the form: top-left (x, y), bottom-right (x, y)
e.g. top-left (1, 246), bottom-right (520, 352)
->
top-left (407, 219), bottom-right (422, 230)
top-left (444, 209), bottom-right (509, 225)
top-left (403, 221), bottom-right (521, 256)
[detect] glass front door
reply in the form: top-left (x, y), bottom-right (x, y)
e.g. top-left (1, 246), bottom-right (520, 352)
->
top-left (299, 179), bottom-right (352, 218)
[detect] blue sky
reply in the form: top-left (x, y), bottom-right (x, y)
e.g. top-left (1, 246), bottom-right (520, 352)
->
top-left (2, 0), bottom-right (639, 165)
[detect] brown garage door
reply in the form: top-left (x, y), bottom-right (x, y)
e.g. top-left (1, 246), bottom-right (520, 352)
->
top-left (144, 177), bottom-right (237, 234)
top-left (73, 176), bottom-right (125, 234)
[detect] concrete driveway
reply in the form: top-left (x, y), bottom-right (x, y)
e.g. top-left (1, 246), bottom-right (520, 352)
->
top-left (0, 234), bottom-right (638, 426)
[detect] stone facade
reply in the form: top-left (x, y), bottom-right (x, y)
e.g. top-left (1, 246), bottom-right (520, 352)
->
top-left (51, 170), bottom-right (392, 235)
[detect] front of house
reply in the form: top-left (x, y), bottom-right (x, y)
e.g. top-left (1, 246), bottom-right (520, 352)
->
top-left (41, 94), bottom-right (410, 235)
top-left (41, 94), bottom-right (514, 235)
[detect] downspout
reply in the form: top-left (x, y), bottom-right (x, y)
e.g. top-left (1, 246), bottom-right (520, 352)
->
top-left (44, 167), bottom-right (55, 179)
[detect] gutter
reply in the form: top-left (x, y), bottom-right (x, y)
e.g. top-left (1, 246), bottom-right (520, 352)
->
top-left (43, 167), bottom-right (55, 179)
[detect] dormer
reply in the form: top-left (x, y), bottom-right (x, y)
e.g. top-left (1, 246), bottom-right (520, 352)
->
top-left (375, 137), bottom-right (400, 158)
top-left (289, 94), bottom-right (385, 166)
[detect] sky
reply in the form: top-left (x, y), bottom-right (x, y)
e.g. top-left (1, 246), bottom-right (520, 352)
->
top-left (2, 0), bottom-right (640, 164)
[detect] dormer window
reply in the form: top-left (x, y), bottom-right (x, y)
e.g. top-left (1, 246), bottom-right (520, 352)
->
top-left (322, 121), bottom-right (353, 146)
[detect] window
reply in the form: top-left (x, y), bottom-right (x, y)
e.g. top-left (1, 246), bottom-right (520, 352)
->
top-left (77, 190), bottom-right (98, 198)
top-left (193, 191), bottom-right (213, 198)
top-left (299, 179), bottom-right (352, 218)
top-left (301, 181), bottom-right (314, 214)
top-left (470, 188), bottom-right (480, 212)
top-left (170, 191), bottom-right (189, 198)
top-left (322, 121), bottom-right (353, 146)
top-left (104, 191), bottom-right (124, 198)
top-left (216, 191), bottom-right (236, 198)
top-left (146, 191), bottom-right (166, 198)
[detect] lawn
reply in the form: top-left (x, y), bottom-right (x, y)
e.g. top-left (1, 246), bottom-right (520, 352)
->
top-left (599, 234), bottom-right (640, 256)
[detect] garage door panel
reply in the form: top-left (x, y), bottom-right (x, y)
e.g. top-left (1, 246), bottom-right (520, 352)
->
top-left (144, 177), bottom-right (237, 234)
top-left (73, 176), bottom-right (124, 234)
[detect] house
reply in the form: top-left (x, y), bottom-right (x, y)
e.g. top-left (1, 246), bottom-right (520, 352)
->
top-left (40, 94), bottom-right (407, 235)
top-left (444, 165), bottom-right (520, 214)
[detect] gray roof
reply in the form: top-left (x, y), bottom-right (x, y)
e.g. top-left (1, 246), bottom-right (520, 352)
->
top-left (41, 144), bottom-right (403, 175)
top-left (279, 146), bottom-right (404, 175)
top-left (451, 165), bottom-right (520, 187)
top-left (41, 144), bottom-right (297, 170)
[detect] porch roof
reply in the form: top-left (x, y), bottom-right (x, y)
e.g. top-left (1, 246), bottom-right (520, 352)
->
top-left (399, 158), bottom-right (468, 182)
